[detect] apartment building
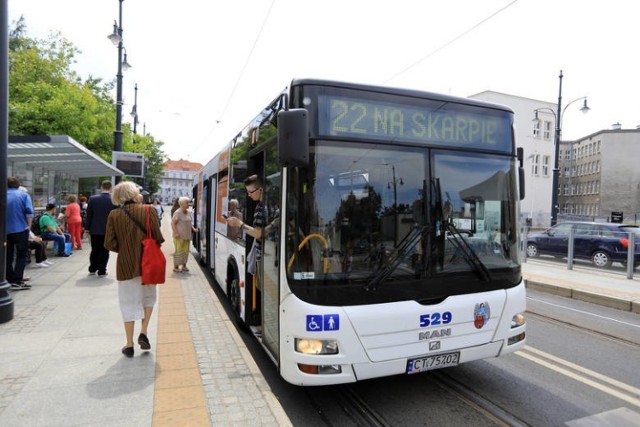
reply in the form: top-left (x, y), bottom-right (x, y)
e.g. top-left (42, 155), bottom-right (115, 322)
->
top-left (157, 159), bottom-right (203, 205)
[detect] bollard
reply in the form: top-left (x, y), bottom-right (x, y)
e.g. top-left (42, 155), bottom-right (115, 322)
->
top-left (567, 227), bottom-right (574, 270)
top-left (627, 231), bottom-right (635, 280)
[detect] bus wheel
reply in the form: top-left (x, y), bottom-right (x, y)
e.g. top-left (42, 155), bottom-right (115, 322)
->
top-left (229, 275), bottom-right (247, 330)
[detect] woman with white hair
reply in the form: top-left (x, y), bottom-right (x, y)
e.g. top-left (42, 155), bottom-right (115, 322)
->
top-left (105, 181), bottom-right (165, 357)
top-left (171, 196), bottom-right (197, 273)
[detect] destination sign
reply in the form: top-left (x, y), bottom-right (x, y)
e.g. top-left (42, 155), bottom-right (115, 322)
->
top-left (317, 95), bottom-right (512, 152)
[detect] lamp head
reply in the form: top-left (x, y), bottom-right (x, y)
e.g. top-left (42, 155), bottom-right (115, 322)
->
top-left (107, 21), bottom-right (121, 45)
top-left (122, 51), bottom-right (132, 71)
top-left (532, 110), bottom-right (540, 124)
top-left (580, 98), bottom-right (590, 114)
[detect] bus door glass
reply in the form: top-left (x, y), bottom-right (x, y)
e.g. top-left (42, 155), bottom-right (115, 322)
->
top-left (262, 147), bottom-right (281, 359)
top-left (208, 175), bottom-right (216, 272)
top-left (195, 180), bottom-right (205, 259)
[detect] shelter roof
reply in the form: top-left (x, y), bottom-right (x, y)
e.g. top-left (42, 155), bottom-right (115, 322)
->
top-left (8, 135), bottom-right (123, 178)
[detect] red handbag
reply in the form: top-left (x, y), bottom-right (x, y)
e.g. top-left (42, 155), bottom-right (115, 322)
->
top-left (141, 205), bottom-right (166, 284)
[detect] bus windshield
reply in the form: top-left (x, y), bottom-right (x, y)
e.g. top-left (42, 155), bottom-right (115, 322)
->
top-left (285, 141), bottom-right (521, 306)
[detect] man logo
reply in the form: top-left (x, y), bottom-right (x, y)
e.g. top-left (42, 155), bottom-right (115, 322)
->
top-left (429, 342), bottom-right (441, 351)
top-left (419, 328), bottom-right (451, 340)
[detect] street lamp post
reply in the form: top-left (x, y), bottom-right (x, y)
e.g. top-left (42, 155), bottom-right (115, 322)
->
top-left (550, 70), bottom-right (564, 227)
top-left (130, 83), bottom-right (138, 135)
top-left (108, 0), bottom-right (131, 184)
top-left (1, 0), bottom-right (15, 323)
top-left (533, 70), bottom-right (590, 226)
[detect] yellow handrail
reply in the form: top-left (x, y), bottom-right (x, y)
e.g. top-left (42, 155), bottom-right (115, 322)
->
top-left (287, 233), bottom-right (329, 273)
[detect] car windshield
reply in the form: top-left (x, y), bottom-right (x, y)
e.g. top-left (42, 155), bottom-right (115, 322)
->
top-left (284, 141), bottom-right (521, 306)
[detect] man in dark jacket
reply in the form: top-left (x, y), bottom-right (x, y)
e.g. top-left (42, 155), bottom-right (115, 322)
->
top-left (85, 180), bottom-right (118, 277)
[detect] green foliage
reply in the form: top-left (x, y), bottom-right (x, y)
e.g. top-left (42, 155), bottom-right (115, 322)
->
top-left (8, 17), bottom-right (167, 190)
top-left (125, 132), bottom-right (167, 195)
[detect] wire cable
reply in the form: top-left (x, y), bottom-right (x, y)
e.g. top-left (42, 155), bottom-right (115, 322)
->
top-left (194, 0), bottom-right (277, 153)
top-left (384, 0), bottom-right (520, 84)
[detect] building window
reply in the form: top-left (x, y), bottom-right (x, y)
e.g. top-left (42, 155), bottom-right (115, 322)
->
top-left (531, 155), bottom-right (540, 176)
top-left (533, 120), bottom-right (540, 138)
top-left (543, 121), bottom-right (552, 140)
top-left (542, 155), bottom-right (550, 176)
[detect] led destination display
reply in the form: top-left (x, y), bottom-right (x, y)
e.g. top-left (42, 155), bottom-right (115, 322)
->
top-left (318, 95), bottom-right (512, 152)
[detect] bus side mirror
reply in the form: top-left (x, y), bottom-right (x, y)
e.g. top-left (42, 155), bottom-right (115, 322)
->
top-left (517, 147), bottom-right (525, 200)
top-left (518, 167), bottom-right (525, 200)
top-left (278, 109), bottom-right (309, 167)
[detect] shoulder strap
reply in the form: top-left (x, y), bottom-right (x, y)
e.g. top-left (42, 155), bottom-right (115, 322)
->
top-left (145, 205), bottom-right (152, 238)
top-left (121, 206), bottom-right (146, 234)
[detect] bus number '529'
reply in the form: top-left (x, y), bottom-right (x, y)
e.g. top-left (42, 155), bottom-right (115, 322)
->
top-left (420, 312), bottom-right (452, 327)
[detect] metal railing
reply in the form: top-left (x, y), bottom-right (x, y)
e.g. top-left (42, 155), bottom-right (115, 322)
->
top-left (521, 226), bottom-right (637, 279)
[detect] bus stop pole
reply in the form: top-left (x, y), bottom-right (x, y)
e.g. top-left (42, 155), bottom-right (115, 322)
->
top-left (0, 0), bottom-right (16, 323)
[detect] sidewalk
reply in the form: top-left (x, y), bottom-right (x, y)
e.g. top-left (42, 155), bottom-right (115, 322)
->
top-left (0, 218), bottom-right (292, 427)
top-left (522, 259), bottom-right (640, 313)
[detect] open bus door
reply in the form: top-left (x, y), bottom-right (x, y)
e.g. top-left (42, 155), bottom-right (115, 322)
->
top-left (247, 143), bottom-right (282, 361)
top-left (192, 184), bottom-right (201, 255)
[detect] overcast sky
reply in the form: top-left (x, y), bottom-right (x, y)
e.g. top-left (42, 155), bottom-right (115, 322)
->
top-left (9, 0), bottom-right (640, 163)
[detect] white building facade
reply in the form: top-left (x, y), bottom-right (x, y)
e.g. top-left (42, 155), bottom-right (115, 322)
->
top-left (470, 91), bottom-right (558, 229)
top-left (157, 159), bottom-right (202, 205)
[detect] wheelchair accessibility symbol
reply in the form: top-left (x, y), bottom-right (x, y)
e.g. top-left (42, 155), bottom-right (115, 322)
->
top-left (306, 314), bottom-right (340, 332)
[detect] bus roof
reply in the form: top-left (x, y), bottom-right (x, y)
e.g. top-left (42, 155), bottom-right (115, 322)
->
top-left (289, 78), bottom-right (514, 114)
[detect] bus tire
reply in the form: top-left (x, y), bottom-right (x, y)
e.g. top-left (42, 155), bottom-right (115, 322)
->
top-left (228, 270), bottom-right (248, 331)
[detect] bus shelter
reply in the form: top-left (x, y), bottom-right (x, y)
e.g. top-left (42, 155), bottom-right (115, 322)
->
top-left (8, 135), bottom-right (123, 209)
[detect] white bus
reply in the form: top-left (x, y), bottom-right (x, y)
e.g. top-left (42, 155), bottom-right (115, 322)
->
top-left (192, 79), bottom-right (527, 386)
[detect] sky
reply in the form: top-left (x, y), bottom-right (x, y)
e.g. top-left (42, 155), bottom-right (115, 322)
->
top-left (8, 0), bottom-right (640, 164)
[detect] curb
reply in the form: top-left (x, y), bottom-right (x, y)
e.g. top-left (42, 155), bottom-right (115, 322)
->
top-left (525, 279), bottom-right (640, 313)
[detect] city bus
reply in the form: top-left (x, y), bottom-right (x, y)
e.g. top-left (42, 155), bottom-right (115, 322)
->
top-left (192, 79), bottom-right (527, 386)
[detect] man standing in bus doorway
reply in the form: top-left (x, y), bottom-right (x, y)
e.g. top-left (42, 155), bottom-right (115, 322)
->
top-left (226, 175), bottom-right (265, 287)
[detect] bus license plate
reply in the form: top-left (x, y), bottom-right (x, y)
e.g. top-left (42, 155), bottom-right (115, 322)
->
top-left (407, 352), bottom-right (460, 374)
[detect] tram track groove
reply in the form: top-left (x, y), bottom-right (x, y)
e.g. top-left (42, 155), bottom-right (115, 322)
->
top-left (304, 385), bottom-right (391, 427)
top-left (430, 370), bottom-right (530, 427)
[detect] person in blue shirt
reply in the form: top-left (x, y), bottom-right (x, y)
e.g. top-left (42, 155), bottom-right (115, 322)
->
top-left (6, 177), bottom-right (34, 290)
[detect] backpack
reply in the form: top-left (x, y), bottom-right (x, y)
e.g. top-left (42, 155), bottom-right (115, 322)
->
top-left (31, 214), bottom-right (42, 236)
top-left (80, 207), bottom-right (87, 228)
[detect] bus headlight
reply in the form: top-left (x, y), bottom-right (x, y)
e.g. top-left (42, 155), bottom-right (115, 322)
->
top-left (295, 338), bottom-right (339, 355)
top-left (511, 313), bottom-right (525, 328)
top-left (508, 312), bottom-right (526, 345)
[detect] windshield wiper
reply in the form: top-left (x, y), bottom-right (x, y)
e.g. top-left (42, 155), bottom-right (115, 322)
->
top-left (432, 177), bottom-right (491, 282)
top-left (366, 224), bottom-right (426, 291)
top-left (443, 220), bottom-right (492, 282)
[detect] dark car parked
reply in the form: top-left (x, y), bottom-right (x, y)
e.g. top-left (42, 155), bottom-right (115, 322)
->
top-left (526, 221), bottom-right (640, 268)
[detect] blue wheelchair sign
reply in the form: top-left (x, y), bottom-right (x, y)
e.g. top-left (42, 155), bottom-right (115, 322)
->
top-left (306, 314), bottom-right (340, 332)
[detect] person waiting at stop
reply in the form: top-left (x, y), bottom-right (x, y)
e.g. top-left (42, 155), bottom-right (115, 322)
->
top-left (39, 203), bottom-right (72, 257)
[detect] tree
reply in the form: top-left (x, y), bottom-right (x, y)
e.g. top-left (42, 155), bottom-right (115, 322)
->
top-left (9, 18), bottom-right (115, 158)
top-left (124, 131), bottom-right (166, 195)
top-left (8, 17), bottom-right (168, 191)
